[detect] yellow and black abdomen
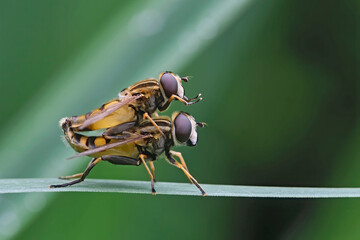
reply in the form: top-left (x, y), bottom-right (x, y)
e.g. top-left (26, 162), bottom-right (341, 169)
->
top-left (70, 98), bottom-right (137, 131)
top-left (62, 119), bottom-right (139, 159)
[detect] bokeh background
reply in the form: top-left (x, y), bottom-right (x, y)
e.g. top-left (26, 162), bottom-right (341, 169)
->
top-left (0, 0), bottom-right (358, 239)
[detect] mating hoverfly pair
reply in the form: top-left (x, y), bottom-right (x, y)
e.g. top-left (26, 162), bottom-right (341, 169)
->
top-left (50, 71), bottom-right (206, 196)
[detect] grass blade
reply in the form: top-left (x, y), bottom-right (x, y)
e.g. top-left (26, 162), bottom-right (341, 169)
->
top-left (2, 179), bottom-right (360, 198)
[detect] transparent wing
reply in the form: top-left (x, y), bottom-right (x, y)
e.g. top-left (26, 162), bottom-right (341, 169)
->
top-left (78, 94), bottom-right (143, 130)
top-left (103, 121), bottom-right (137, 136)
top-left (66, 134), bottom-right (151, 160)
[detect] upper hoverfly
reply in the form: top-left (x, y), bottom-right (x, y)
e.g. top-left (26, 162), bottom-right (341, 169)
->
top-left (68, 71), bottom-right (202, 135)
top-left (50, 112), bottom-right (206, 196)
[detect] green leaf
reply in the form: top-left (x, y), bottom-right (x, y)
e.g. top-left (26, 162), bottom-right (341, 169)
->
top-left (2, 179), bottom-right (360, 198)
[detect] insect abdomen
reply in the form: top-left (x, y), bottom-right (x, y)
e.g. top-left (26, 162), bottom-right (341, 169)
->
top-left (70, 99), bottom-right (137, 131)
top-left (62, 120), bottom-right (139, 159)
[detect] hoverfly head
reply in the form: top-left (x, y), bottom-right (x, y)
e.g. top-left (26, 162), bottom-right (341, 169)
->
top-left (171, 112), bottom-right (203, 147)
top-left (159, 71), bottom-right (185, 100)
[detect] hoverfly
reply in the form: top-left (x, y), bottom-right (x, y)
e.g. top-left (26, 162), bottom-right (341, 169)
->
top-left (68, 71), bottom-right (202, 136)
top-left (50, 112), bottom-right (206, 196)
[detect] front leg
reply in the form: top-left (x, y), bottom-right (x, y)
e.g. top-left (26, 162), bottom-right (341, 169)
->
top-left (170, 150), bottom-right (188, 171)
top-left (165, 152), bottom-right (206, 196)
top-left (159, 94), bottom-right (202, 112)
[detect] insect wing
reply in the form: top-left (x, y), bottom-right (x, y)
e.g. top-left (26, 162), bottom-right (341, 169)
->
top-left (103, 121), bottom-right (137, 136)
top-left (66, 134), bottom-right (151, 160)
top-left (78, 94), bottom-right (143, 130)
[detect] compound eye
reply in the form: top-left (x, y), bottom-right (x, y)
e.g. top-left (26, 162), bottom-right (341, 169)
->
top-left (174, 113), bottom-right (192, 143)
top-left (160, 73), bottom-right (178, 98)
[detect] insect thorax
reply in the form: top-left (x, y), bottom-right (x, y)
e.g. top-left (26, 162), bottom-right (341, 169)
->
top-left (140, 89), bottom-right (164, 113)
top-left (138, 132), bottom-right (172, 161)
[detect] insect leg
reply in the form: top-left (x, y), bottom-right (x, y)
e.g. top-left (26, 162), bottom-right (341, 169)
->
top-left (149, 161), bottom-right (156, 182)
top-left (50, 157), bottom-right (102, 188)
top-left (58, 158), bottom-right (96, 180)
top-left (143, 112), bottom-right (165, 137)
top-left (60, 156), bottom-right (140, 180)
top-left (167, 95), bottom-right (202, 106)
top-left (139, 154), bottom-right (156, 194)
top-left (169, 150), bottom-right (188, 171)
top-left (59, 173), bottom-right (83, 180)
top-left (101, 155), bottom-right (140, 165)
top-left (165, 152), bottom-right (206, 196)
top-left (184, 93), bottom-right (202, 102)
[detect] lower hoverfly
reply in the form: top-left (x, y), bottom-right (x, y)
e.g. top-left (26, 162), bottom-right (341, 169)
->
top-left (51, 112), bottom-right (206, 196)
top-left (68, 71), bottom-right (202, 136)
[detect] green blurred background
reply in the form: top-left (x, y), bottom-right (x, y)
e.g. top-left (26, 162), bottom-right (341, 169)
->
top-left (0, 0), bottom-right (358, 239)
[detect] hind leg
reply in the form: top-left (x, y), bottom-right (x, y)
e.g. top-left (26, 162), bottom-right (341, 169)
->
top-left (50, 157), bottom-right (101, 188)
